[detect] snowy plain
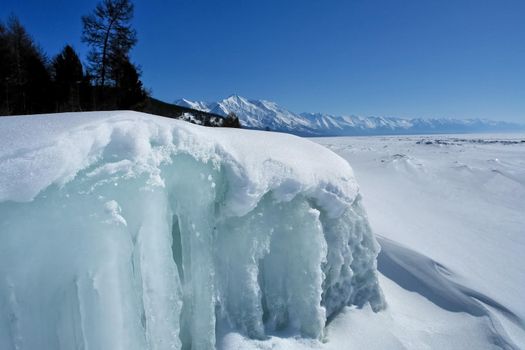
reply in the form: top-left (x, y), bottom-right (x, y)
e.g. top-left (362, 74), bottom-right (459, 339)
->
top-left (314, 134), bottom-right (525, 350)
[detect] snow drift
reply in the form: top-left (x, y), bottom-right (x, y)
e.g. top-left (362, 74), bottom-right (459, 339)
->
top-left (0, 111), bottom-right (384, 350)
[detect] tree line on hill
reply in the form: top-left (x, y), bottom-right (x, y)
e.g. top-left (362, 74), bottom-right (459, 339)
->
top-left (0, 0), bottom-right (240, 128)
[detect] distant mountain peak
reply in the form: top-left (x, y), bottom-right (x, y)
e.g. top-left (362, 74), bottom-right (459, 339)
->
top-left (225, 93), bottom-right (243, 99)
top-left (173, 98), bottom-right (210, 112)
top-left (174, 96), bottom-right (524, 136)
top-left (221, 94), bottom-right (251, 106)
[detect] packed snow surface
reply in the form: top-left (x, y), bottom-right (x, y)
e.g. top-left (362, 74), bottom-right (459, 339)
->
top-left (0, 111), bottom-right (384, 350)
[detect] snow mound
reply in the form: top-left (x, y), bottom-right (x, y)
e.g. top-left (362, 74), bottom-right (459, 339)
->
top-left (0, 111), bottom-right (384, 350)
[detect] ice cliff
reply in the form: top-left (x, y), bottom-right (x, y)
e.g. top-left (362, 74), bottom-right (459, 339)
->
top-left (0, 111), bottom-right (384, 350)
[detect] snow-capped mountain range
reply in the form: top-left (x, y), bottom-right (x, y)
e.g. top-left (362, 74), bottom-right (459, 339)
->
top-left (175, 95), bottom-right (524, 136)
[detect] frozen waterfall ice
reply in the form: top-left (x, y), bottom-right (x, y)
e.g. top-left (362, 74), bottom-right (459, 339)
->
top-left (0, 111), bottom-right (384, 350)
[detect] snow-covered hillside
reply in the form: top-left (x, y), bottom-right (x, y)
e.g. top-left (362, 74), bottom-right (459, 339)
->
top-left (0, 111), bottom-right (383, 350)
top-left (175, 95), bottom-right (523, 136)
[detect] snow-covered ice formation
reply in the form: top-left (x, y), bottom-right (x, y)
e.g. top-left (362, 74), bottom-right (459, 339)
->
top-left (0, 111), bottom-right (384, 350)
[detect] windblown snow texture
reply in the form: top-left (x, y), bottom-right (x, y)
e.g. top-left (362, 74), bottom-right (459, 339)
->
top-left (0, 111), bottom-right (384, 350)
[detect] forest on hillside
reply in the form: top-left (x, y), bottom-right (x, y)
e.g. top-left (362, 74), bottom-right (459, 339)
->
top-left (0, 0), bottom-right (240, 128)
top-left (0, 0), bottom-right (145, 115)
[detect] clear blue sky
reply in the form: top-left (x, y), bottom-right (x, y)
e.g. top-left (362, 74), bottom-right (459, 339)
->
top-left (1, 0), bottom-right (524, 121)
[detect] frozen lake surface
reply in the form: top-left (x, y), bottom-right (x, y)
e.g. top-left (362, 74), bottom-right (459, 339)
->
top-left (312, 134), bottom-right (525, 350)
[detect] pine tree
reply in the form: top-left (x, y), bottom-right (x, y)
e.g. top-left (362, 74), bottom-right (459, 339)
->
top-left (52, 45), bottom-right (84, 112)
top-left (111, 53), bottom-right (146, 109)
top-left (224, 112), bottom-right (242, 128)
top-left (81, 0), bottom-right (137, 89)
top-left (0, 16), bottom-right (52, 115)
top-left (0, 21), bottom-right (11, 115)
